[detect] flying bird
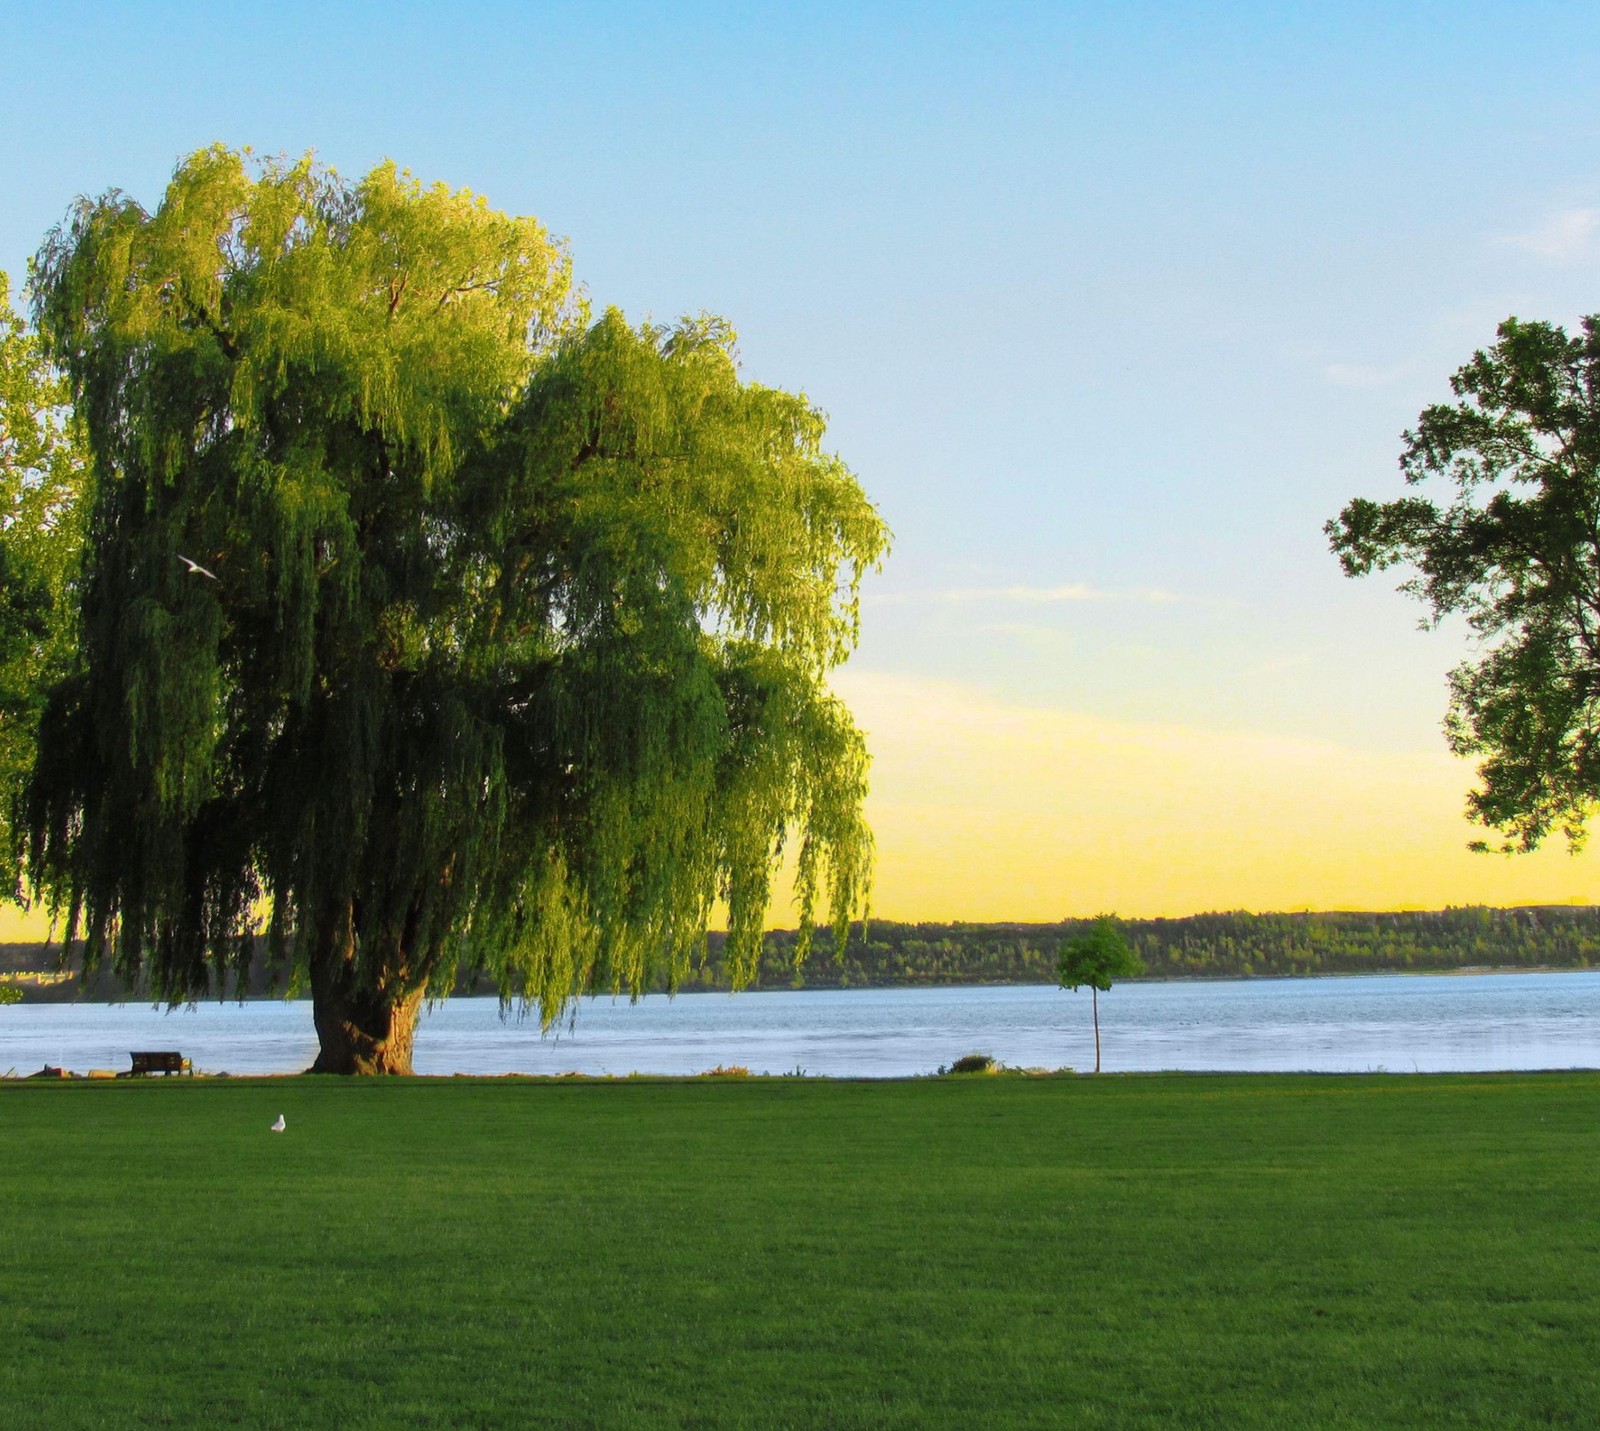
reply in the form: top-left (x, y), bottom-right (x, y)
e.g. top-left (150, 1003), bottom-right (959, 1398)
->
top-left (177, 555), bottom-right (218, 580)
top-left (270, 1114), bottom-right (286, 1133)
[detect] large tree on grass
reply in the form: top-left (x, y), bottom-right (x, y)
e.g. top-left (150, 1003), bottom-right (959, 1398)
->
top-left (24, 147), bottom-right (887, 1072)
top-left (1328, 316), bottom-right (1600, 853)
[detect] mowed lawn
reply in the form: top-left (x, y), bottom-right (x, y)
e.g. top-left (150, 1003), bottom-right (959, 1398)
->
top-left (2, 1074), bottom-right (1598, 1429)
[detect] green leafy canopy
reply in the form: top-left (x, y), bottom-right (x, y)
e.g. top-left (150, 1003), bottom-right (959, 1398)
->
top-left (1328, 316), bottom-right (1600, 853)
top-left (23, 146), bottom-right (888, 1050)
top-left (0, 268), bottom-right (86, 897)
top-left (1057, 914), bottom-right (1143, 991)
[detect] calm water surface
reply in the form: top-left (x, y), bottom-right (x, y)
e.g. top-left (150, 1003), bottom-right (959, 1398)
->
top-left (4, 970), bottom-right (1599, 1077)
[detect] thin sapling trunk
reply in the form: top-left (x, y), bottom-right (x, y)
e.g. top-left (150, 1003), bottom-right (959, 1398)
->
top-left (1092, 984), bottom-right (1101, 1074)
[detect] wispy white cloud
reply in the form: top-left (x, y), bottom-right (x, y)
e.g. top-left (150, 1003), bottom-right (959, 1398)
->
top-left (870, 583), bottom-right (1183, 607)
top-left (1500, 206), bottom-right (1600, 261)
top-left (947, 583), bottom-right (1182, 605)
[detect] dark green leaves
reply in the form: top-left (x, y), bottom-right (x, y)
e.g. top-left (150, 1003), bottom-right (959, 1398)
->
top-left (1329, 315), bottom-right (1600, 851)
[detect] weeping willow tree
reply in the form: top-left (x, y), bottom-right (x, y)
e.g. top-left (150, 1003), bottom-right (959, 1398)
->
top-left (25, 146), bottom-right (887, 1072)
top-left (0, 269), bottom-right (85, 897)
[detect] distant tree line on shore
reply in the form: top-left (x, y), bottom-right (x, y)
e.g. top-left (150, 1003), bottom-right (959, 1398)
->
top-left (7, 905), bottom-right (1598, 1002)
top-left (690, 905), bottom-right (1600, 991)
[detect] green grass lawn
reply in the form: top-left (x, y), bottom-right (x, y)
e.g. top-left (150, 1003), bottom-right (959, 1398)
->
top-left (2, 1073), bottom-right (1598, 1429)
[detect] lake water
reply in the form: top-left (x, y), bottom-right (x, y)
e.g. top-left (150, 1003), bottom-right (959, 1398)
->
top-left (4, 970), bottom-right (1599, 1077)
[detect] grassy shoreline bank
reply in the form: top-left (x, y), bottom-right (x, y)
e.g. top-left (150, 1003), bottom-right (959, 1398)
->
top-left (4, 1073), bottom-right (1597, 1428)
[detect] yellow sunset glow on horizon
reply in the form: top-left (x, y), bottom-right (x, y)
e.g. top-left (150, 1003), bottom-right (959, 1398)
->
top-left (3, 668), bottom-right (1594, 950)
top-left (830, 671), bottom-right (1600, 922)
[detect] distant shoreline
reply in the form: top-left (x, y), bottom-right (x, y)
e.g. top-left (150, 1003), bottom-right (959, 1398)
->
top-left (3, 961), bottom-right (1592, 1007)
top-left (5, 905), bottom-right (1599, 1002)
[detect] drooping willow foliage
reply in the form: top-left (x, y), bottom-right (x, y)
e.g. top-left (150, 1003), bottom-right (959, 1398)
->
top-left (24, 147), bottom-right (886, 1055)
top-left (0, 271), bottom-right (85, 896)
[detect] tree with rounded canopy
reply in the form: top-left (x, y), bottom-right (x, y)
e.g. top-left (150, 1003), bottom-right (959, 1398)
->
top-left (0, 269), bottom-right (85, 898)
top-left (1057, 915), bottom-right (1143, 1073)
top-left (23, 147), bottom-right (887, 1073)
top-left (1328, 316), bottom-right (1600, 854)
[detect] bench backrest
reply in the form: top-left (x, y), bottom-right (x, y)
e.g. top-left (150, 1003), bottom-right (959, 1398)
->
top-left (129, 1051), bottom-right (186, 1073)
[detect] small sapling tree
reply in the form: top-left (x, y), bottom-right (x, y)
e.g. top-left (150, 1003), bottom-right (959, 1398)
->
top-left (1057, 915), bottom-right (1144, 1073)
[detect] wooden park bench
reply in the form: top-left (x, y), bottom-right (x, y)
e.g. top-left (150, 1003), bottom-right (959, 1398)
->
top-left (126, 1051), bottom-right (191, 1077)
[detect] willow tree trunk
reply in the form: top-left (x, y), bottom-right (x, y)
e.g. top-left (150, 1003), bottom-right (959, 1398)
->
top-left (307, 911), bottom-right (426, 1074)
top-left (309, 979), bottom-right (425, 1074)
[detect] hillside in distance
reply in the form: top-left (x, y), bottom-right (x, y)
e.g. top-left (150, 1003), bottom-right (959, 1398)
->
top-left (4, 905), bottom-right (1599, 1002)
top-left (699, 905), bottom-right (1600, 990)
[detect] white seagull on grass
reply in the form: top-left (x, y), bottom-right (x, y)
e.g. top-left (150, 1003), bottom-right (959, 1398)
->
top-left (178, 555), bottom-right (218, 580)
top-left (270, 1114), bottom-right (286, 1133)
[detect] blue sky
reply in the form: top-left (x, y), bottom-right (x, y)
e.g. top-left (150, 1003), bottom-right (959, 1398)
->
top-left (7, 2), bottom-right (1600, 916)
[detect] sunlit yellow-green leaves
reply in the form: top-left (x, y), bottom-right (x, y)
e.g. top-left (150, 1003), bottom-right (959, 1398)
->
top-left (24, 147), bottom-right (886, 1050)
top-left (0, 270), bottom-right (86, 895)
